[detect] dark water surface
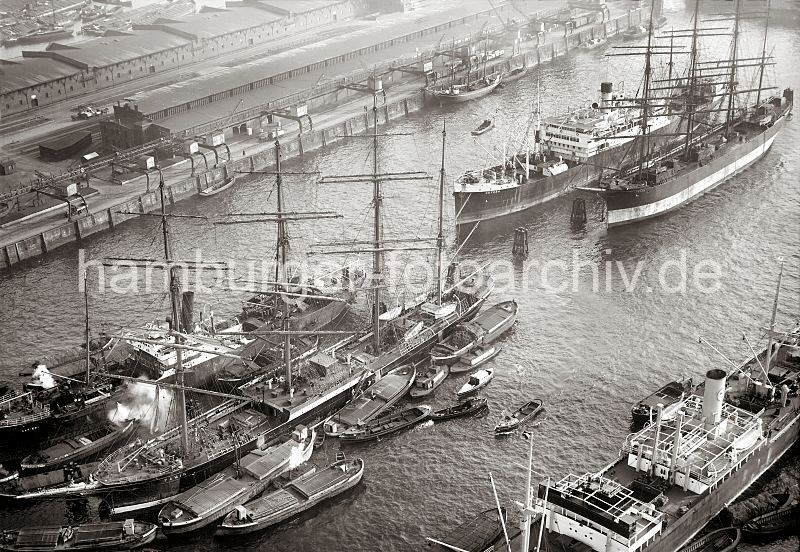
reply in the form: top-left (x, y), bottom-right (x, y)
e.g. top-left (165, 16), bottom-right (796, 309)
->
top-left (1, 0), bottom-right (799, 550)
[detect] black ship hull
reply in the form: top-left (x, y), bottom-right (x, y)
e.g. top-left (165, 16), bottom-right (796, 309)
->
top-left (454, 118), bottom-right (683, 228)
top-left (603, 114), bottom-right (788, 227)
top-left (100, 292), bottom-right (486, 514)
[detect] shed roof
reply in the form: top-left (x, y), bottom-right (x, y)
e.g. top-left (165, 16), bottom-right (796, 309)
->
top-left (0, 57), bottom-right (81, 93)
top-left (41, 30), bottom-right (191, 68)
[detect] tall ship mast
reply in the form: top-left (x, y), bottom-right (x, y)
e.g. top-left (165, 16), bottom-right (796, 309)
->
top-left (452, 57), bottom-right (684, 231)
top-left (589, 0), bottom-right (793, 226)
top-left (91, 158), bottom-right (346, 515)
top-left (517, 268), bottom-right (800, 552)
top-left (92, 87), bottom-right (492, 514)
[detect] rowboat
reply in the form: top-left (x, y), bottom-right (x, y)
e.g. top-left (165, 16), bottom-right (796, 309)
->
top-left (340, 406), bottom-right (431, 443)
top-left (324, 364), bottom-right (417, 437)
top-left (449, 345), bottom-right (501, 375)
top-left (428, 507), bottom-right (506, 552)
top-left (409, 364), bottom-right (448, 399)
top-left (199, 173), bottom-right (236, 197)
top-left (20, 420), bottom-right (136, 473)
top-left (623, 25), bottom-right (648, 39)
top-left (742, 501), bottom-right (799, 541)
top-left (470, 119), bottom-right (494, 136)
top-left (580, 37), bottom-right (606, 49)
top-left (430, 398), bottom-right (488, 422)
top-left (456, 369), bottom-right (493, 399)
top-left (158, 426), bottom-right (315, 535)
top-left (0, 520), bottom-right (157, 552)
top-left (494, 400), bottom-right (544, 435)
top-left (678, 527), bottom-right (740, 552)
top-left (216, 458), bottom-right (365, 535)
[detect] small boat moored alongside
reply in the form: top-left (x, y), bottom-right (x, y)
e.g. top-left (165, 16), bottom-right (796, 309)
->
top-left (20, 420), bottom-right (137, 474)
top-left (409, 364), bottom-right (448, 399)
top-left (158, 426), bottom-right (315, 535)
top-left (216, 457), bottom-right (365, 536)
top-left (742, 501), bottom-right (799, 541)
top-left (431, 301), bottom-right (517, 366)
top-left (324, 364), bottom-right (417, 437)
top-left (199, 173), bottom-right (237, 197)
top-left (0, 462), bottom-right (101, 501)
top-left (339, 405), bottom-right (431, 443)
top-left (0, 520), bottom-right (157, 552)
top-left (430, 397), bottom-right (489, 422)
top-left (449, 345), bottom-right (501, 375)
top-left (678, 527), bottom-right (740, 552)
top-left (456, 369), bottom-right (494, 399)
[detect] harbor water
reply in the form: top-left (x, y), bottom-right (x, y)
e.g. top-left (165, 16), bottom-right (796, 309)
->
top-left (0, 0), bottom-right (798, 550)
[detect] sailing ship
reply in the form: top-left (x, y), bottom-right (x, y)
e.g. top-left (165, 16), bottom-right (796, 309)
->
top-left (512, 267), bottom-right (800, 552)
top-left (94, 92), bottom-right (491, 515)
top-left (426, 35), bottom-right (502, 104)
top-left (583, 0), bottom-right (792, 226)
top-left (453, 77), bottom-right (683, 230)
top-left (427, 74), bottom-right (502, 104)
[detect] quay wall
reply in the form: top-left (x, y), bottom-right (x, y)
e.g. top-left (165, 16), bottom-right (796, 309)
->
top-left (0, 9), bottom-right (643, 272)
top-left (1, 1), bottom-right (361, 117)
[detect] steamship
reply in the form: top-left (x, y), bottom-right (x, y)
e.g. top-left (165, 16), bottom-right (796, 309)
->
top-left (453, 82), bottom-right (680, 229)
top-left (514, 289), bottom-right (800, 552)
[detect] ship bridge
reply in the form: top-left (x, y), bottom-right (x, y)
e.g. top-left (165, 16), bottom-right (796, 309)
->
top-left (622, 393), bottom-right (764, 496)
top-left (535, 472), bottom-right (665, 552)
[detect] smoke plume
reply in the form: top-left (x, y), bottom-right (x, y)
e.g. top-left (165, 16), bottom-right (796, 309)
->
top-left (108, 381), bottom-right (173, 433)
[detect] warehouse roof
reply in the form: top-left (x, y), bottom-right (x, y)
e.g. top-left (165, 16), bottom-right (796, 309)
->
top-left (0, 57), bottom-right (81, 94)
top-left (153, 6), bottom-right (282, 40)
top-left (39, 30), bottom-right (192, 68)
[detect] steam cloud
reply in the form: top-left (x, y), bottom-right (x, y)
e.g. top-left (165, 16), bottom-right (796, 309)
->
top-left (108, 381), bottom-right (174, 433)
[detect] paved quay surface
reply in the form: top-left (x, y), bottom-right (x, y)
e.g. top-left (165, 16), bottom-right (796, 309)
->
top-left (0, 0), bottom-right (625, 265)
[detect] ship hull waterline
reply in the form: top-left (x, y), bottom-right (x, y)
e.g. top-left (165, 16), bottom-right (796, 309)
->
top-left (603, 116), bottom-right (787, 227)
